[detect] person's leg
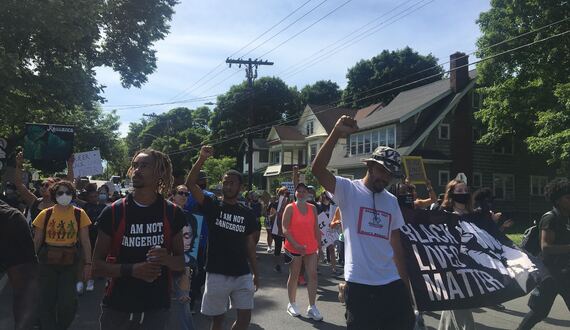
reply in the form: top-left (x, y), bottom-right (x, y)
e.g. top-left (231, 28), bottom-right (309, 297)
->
top-left (303, 253), bottom-right (318, 306)
top-left (345, 282), bottom-right (375, 330)
top-left (39, 264), bottom-right (59, 330)
top-left (232, 310), bottom-right (251, 330)
top-left (211, 314), bottom-right (224, 330)
top-left (201, 273), bottom-right (231, 329)
top-left (327, 245), bottom-right (337, 272)
top-left (518, 278), bottom-right (558, 330)
top-left (57, 263), bottom-right (79, 329)
top-left (141, 309), bottom-right (170, 330)
top-left (99, 306), bottom-right (130, 330)
top-left (273, 235), bottom-right (283, 272)
top-left (266, 228), bottom-right (273, 249)
top-left (378, 280), bottom-right (415, 330)
top-left (287, 256), bottom-right (303, 304)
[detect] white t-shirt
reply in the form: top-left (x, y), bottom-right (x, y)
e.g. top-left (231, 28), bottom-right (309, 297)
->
top-left (333, 176), bottom-right (405, 285)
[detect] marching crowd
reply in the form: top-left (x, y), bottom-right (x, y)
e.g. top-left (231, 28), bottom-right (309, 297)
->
top-left (1, 115), bottom-right (569, 330)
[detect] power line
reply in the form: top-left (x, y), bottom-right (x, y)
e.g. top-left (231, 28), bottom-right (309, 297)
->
top-left (165, 29), bottom-right (570, 157)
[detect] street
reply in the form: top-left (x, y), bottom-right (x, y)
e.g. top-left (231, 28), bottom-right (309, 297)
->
top-left (1, 239), bottom-right (569, 329)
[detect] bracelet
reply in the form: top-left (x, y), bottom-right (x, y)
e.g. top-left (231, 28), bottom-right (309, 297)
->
top-left (120, 263), bottom-right (134, 278)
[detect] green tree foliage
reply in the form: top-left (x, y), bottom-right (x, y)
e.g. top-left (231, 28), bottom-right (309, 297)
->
top-left (475, 1), bottom-right (570, 167)
top-left (342, 47), bottom-right (443, 108)
top-left (202, 156), bottom-right (237, 187)
top-left (300, 80), bottom-right (342, 106)
top-left (209, 77), bottom-right (301, 157)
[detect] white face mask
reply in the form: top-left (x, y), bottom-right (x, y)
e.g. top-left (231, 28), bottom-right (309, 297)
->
top-left (56, 194), bottom-right (73, 206)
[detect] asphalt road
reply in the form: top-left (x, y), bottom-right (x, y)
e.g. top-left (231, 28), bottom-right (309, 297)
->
top-left (1, 239), bottom-right (569, 329)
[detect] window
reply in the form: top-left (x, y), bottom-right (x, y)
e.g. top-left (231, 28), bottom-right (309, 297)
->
top-left (530, 176), bottom-right (548, 196)
top-left (493, 136), bottom-right (514, 155)
top-left (297, 149), bottom-right (305, 165)
top-left (493, 174), bottom-right (515, 201)
top-left (283, 151), bottom-right (293, 165)
top-left (305, 121), bottom-right (314, 136)
top-left (309, 144), bottom-right (318, 162)
top-left (472, 172), bottom-right (482, 188)
top-left (270, 151), bottom-right (280, 164)
top-left (349, 125), bottom-right (396, 156)
top-left (259, 150), bottom-right (268, 163)
top-left (472, 92), bottom-right (482, 109)
top-left (439, 170), bottom-right (450, 187)
top-left (438, 123), bottom-right (450, 140)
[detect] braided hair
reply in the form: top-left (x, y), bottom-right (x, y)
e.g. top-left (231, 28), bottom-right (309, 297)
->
top-left (127, 149), bottom-right (174, 197)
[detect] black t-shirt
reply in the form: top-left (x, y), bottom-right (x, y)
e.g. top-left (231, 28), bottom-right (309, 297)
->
top-left (540, 208), bottom-right (570, 271)
top-left (0, 200), bottom-right (37, 275)
top-left (201, 195), bottom-right (260, 276)
top-left (98, 194), bottom-right (185, 312)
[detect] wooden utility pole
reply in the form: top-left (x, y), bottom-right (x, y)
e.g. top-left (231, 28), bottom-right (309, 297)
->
top-left (225, 57), bottom-right (274, 191)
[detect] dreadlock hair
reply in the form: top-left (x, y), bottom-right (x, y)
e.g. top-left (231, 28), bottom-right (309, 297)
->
top-left (127, 149), bottom-right (173, 197)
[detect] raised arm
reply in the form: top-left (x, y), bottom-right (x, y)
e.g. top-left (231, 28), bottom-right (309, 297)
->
top-left (66, 155), bottom-right (75, 182)
top-left (185, 145), bottom-right (213, 206)
top-left (312, 115), bottom-right (358, 194)
top-left (14, 152), bottom-right (39, 207)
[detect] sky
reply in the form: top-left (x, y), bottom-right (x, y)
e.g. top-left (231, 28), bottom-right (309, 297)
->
top-left (96, 0), bottom-right (492, 135)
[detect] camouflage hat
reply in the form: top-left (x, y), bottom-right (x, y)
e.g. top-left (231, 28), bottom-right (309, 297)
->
top-left (362, 146), bottom-right (403, 178)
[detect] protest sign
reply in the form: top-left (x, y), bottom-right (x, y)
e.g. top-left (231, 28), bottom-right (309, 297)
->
top-left (24, 123), bottom-right (74, 161)
top-left (184, 213), bottom-right (204, 265)
top-left (400, 208), bottom-right (543, 311)
top-left (402, 156), bottom-right (427, 184)
top-left (317, 206), bottom-right (338, 248)
top-left (73, 150), bottom-right (104, 178)
top-left (281, 181), bottom-right (295, 194)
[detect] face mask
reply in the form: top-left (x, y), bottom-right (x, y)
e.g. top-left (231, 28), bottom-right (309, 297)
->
top-left (56, 194), bottom-right (73, 206)
top-left (398, 194), bottom-right (414, 209)
top-left (99, 194), bottom-right (108, 202)
top-left (452, 193), bottom-right (470, 205)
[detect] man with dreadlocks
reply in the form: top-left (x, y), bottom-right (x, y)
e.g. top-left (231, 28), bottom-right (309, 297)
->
top-left (92, 149), bottom-right (186, 329)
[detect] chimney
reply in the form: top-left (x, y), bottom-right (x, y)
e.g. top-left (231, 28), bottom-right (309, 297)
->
top-left (450, 52), bottom-right (469, 92)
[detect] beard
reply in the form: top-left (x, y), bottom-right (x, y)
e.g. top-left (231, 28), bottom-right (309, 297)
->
top-left (223, 189), bottom-right (239, 199)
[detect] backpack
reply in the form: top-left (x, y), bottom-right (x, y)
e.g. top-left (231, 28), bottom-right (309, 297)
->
top-left (105, 197), bottom-right (177, 296)
top-left (42, 206), bottom-right (82, 244)
top-left (520, 211), bottom-right (553, 256)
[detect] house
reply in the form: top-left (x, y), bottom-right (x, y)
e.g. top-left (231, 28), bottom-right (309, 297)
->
top-left (262, 104), bottom-right (357, 190)
top-left (328, 52), bottom-right (558, 223)
top-left (238, 138), bottom-right (269, 189)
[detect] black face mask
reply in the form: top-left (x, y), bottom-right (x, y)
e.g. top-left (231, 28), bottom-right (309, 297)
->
top-left (398, 194), bottom-right (414, 209)
top-left (452, 193), bottom-right (471, 205)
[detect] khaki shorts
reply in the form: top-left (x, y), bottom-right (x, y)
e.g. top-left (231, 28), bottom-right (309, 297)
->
top-left (201, 272), bottom-right (254, 316)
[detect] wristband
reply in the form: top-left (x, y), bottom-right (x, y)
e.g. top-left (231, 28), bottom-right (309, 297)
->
top-left (120, 263), bottom-right (134, 277)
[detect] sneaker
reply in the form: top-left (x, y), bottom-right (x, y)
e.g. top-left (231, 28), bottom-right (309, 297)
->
top-left (287, 302), bottom-right (300, 317)
top-left (298, 274), bottom-right (306, 286)
top-left (274, 264), bottom-right (281, 273)
top-left (267, 246), bottom-right (273, 253)
top-left (307, 305), bottom-right (323, 321)
top-left (76, 282), bottom-right (84, 295)
top-left (86, 279), bottom-right (95, 292)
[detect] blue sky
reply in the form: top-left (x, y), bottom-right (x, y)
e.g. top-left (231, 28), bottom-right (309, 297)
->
top-left (96, 0), bottom-right (491, 135)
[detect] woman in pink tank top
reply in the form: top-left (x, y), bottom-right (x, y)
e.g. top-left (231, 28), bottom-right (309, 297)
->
top-left (282, 183), bottom-right (323, 321)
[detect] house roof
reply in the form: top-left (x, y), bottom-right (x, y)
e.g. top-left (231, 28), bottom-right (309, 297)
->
top-left (359, 70), bottom-right (476, 129)
top-left (238, 138), bottom-right (269, 152)
top-left (271, 126), bottom-right (306, 141)
top-left (354, 103), bottom-right (382, 121)
top-left (310, 105), bottom-right (358, 133)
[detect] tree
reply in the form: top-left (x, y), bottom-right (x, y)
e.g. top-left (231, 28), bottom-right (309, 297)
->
top-left (209, 77), bottom-right (301, 157)
top-left (202, 157), bottom-right (237, 187)
top-left (475, 1), bottom-right (570, 168)
top-left (342, 47), bottom-right (443, 108)
top-left (0, 0), bottom-right (178, 168)
top-left (300, 80), bottom-right (342, 106)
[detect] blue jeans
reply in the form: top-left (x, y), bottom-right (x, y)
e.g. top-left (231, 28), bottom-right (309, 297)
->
top-left (167, 272), bottom-right (195, 330)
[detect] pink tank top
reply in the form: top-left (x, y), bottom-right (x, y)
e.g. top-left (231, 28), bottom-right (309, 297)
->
top-left (284, 202), bottom-right (318, 255)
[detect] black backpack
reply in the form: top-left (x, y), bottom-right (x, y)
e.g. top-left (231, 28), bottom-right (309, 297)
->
top-left (520, 211), bottom-right (553, 256)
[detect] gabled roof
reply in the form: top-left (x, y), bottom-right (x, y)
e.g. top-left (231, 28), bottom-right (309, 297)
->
top-left (271, 126), bottom-right (306, 141)
top-left (354, 103), bottom-right (382, 121)
top-left (309, 105), bottom-right (357, 133)
top-left (359, 70), bottom-right (476, 129)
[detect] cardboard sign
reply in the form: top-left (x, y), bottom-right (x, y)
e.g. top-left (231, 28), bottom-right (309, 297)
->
top-left (402, 156), bottom-right (427, 184)
top-left (73, 150), bottom-right (104, 178)
top-left (24, 123), bottom-right (74, 161)
top-left (281, 181), bottom-right (295, 194)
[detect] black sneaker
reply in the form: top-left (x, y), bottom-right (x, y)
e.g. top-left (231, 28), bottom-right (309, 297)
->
top-left (274, 264), bottom-right (281, 273)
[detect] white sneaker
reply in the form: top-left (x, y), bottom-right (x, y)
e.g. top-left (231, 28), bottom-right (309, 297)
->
top-left (86, 279), bottom-right (95, 292)
top-left (287, 302), bottom-right (300, 317)
top-left (76, 282), bottom-right (84, 295)
top-left (307, 305), bottom-right (323, 321)
top-left (267, 247), bottom-right (273, 253)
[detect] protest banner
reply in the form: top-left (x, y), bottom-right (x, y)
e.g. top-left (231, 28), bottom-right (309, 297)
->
top-left (281, 181), bottom-right (295, 194)
top-left (73, 150), bottom-right (104, 178)
top-left (402, 156), bottom-right (427, 184)
top-left (400, 208), bottom-right (544, 311)
top-left (317, 206), bottom-right (338, 248)
top-left (24, 123), bottom-right (74, 161)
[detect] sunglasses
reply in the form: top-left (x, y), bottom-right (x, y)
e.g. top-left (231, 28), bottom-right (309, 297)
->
top-left (56, 191), bottom-right (72, 196)
top-left (176, 191), bottom-right (190, 197)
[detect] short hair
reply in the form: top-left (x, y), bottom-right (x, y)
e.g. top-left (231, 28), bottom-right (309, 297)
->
top-left (127, 149), bottom-right (174, 197)
top-left (473, 187), bottom-right (493, 203)
top-left (544, 178), bottom-right (570, 205)
top-left (175, 184), bottom-right (188, 192)
top-left (49, 180), bottom-right (77, 203)
top-left (224, 169), bottom-right (243, 184)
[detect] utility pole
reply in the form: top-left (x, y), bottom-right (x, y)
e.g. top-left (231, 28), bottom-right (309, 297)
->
top-left (226, 57), bottom-right (274, 191)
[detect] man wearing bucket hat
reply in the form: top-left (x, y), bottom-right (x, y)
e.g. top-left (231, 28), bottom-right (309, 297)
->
top-left (312, 115), bottom-right (414, 330)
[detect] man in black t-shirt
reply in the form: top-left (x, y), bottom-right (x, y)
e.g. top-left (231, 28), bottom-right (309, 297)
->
top-left (92, 149), bottom-right (185, 330)
top-left (186, 145), bottom-right (260, 330)
top-left (0, 199), bottom-right (39, 330)
top-left (519, 178), bottom-right (570, 330)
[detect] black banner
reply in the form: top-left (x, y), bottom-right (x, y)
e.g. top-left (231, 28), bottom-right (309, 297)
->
top-left (24, 123), bottom-right (74, 161)
top-left (400, 208), bottom-right (545, 311)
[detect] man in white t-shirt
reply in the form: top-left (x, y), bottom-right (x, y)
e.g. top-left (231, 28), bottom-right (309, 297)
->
top-left (312, 115), bottom-right (414, 330)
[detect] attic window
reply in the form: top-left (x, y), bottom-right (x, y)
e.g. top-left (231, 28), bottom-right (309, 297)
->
top-left (438, 123), bottom-right (450, 140)
top-left (306, 121), bottom-right (314, 136)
